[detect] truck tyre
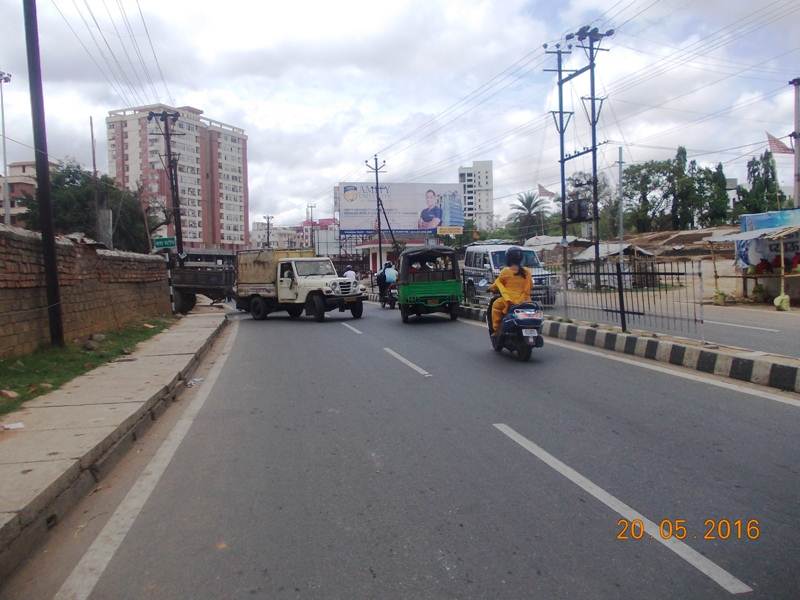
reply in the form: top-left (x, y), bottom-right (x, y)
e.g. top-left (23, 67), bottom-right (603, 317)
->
top-left (250, 297), bottom-right (268, 321)
top-left (350, 301), bottom-right (363, 319)
top-left (311, 294), bottom-right (326, 322)
top-left (287, 305), bottom-right (303, 319)
top-left (173, 290), bottom-right (196, 315)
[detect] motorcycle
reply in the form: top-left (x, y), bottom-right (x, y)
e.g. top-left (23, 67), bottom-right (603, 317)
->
top-left (381, 283), bottom-right (398, 310)
top-left (487, 296), bottom-right (544, 361)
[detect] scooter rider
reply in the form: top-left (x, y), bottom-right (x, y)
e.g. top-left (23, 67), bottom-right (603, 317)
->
top-left (377, 261), bottom-right (398, 301)
top-left (489, 246), bottom-right (532, 336)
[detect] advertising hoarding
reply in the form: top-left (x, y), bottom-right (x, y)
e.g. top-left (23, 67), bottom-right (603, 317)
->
top-left (339, 182), bottom-right (464, 234)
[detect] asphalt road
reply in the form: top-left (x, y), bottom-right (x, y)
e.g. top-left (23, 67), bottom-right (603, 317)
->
top-left (32, 304), bottom-right (800, 598)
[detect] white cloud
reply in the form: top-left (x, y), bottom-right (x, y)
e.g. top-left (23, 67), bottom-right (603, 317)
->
top-left (0, 0), bottom-right (797, 230)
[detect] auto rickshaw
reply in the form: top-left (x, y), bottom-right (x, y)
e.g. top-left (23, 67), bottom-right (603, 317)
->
top-left (397, 247), bottom-right (463, 323)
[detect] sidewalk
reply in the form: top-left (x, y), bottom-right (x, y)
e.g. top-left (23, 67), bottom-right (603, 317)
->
top-left (0, 312), bottom-right (227, 580)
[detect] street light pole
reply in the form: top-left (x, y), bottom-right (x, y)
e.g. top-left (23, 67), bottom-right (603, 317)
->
top-left (0, 71), bottom-right (11, 226)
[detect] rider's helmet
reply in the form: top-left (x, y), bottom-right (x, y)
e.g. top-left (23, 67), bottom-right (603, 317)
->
top-left (346, 265), bottom-right (353, 271)
top-left (384, 261), bottom-right (393, 268)
top-left (505, 246), bottom-right (524, 267)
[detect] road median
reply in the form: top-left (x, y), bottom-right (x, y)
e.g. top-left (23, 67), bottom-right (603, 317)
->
top-left (0, 312), bottom-right (228, 581)
top-left (457, 304), bottom-right (800, 394)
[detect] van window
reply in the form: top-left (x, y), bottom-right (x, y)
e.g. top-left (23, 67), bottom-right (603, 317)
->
top-left (466, 251), bottom-right (474, 268)
top-left (491, 250), bottom-right (541, 269)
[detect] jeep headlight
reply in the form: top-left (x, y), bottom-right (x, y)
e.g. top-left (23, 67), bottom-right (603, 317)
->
top-left (323, 284), bottom-right (333, 295)
top-left (358, 284), bottom-right (366, 293)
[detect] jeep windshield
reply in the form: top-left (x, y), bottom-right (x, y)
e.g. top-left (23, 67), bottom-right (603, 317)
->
top-left (295, 260), bottom-right (336, 277)
top-left (491, 250), bottom-right (541, 269)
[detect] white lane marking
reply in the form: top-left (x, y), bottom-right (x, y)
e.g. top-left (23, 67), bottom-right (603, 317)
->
top-left (383, 347), bottom-right (432, 377)
top-left (704, 320), bottom-right (779, 333)
top-left (341, 322), bottom-right (363, 335)
top-left (493, 424), bottom-right (753, 595)
top-left (458, 319), bottom-right (800, 409)
top-left (54, 321), bottom-right (239, 600)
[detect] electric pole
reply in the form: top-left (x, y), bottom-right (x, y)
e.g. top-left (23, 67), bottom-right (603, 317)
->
top-left (148, 110), bottom-right (183, 261)
top-left (0, 70), bottom-right (10, 226)
top-left (566, 25), bottom-right (613, 289)
top-left (616, 146), bottom-right (624, 258)
top-left (23, 0), bottom-right (64, 346)
top-left (90, 116), bottom-right (112, 248)
top-left (790, 77), bottom-right (799, 208)
top-left (263, 214), bottom-right (273, 248)
top-left (366, 154), bottom-right (386, 269)
top-left (544, 43), bottom-right (574, 315)
top-left (307, 204), bottom-right (315, 253)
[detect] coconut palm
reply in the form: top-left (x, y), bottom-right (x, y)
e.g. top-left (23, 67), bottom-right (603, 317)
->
top-left (510, 192), bottom-right (549, 239)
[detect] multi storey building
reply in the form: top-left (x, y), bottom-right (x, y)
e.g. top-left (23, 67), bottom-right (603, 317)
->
top-left (250, 222), bottom-right (300, 249)
top-left (106, 104), bottom-right (248, 250)
top-left (458, 160), bottom-right (494, 231)
top-left (0, 160), bottom-right (59, 227)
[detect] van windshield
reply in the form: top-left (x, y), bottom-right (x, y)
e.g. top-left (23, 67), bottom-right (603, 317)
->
top-left (295, 260), bottom-right (336, 276)
top-left (491, 250), bottom-right (541, 269)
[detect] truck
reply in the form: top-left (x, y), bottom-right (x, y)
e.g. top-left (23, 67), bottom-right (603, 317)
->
top-left (163, 249), bottom-right (236, 314)
top-left (234, 249), bottom-right (367, 321)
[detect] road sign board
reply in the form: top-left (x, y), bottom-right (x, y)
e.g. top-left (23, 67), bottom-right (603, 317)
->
top-left (153, 236), bottom-right (176, 249)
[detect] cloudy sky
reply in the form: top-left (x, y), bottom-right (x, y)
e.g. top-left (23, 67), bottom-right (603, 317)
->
top-left (0, 0), bottom-right (797, 227)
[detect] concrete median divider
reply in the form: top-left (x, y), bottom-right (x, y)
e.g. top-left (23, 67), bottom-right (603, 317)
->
top-left (0, 312), bottom-right (228, 581)
top-left (455, 305), bottom-right (800, 394)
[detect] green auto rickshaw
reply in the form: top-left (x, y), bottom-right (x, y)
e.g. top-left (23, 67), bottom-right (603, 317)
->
top-left (397, 247), bottom-right (463, 323)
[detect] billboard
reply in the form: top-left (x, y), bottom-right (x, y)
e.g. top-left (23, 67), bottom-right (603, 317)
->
top-left (338, 182), bottom-right (464, 234)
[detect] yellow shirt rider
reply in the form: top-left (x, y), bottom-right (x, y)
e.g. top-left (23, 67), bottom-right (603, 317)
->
top-left (489, 247), bottom-right (532, 335)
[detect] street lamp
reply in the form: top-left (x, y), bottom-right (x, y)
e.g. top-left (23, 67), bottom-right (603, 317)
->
top-left (0, 70), bottom-right (11, 226)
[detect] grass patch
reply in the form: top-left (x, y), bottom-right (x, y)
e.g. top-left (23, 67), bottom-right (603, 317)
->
top-left (0, 317), bottom-right (174, 417)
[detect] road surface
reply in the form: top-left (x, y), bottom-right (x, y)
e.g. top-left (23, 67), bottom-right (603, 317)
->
top-left (3, 304), bottom-right (799, 599)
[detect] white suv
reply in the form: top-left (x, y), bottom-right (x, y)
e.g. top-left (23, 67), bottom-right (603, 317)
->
top-left (462, 242), bottom-right (555, 305)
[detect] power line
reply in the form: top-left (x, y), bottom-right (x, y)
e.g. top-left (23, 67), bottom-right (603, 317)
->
top-left (50, 0), bottom-right (132, 106)
top-left (115, 0), bottom-right (160, 101)
top-left (135, 0), bottom-right (174, 105)
top-left (100, 0), bottom-right (150, 102)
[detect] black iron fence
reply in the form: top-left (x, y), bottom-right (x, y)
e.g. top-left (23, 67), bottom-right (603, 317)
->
top-left (545, 258), bottom-right (704, 336)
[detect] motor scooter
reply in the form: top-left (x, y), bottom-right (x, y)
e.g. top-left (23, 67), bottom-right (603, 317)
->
top-left (381, 283), bottom-right (398, 309)
top-left (487, 296), bottom-right (544, 361)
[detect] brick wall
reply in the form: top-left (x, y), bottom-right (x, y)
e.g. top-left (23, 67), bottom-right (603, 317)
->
top-left (0, 225), bottom-right (170, 358)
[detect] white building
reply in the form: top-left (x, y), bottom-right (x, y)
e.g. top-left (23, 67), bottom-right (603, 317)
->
top-left (106, 104), bottom-right (248, 250)
top-left (250, 222), bottom-right (300, 249)
top-left (459, 160), bottom-right (494, 231)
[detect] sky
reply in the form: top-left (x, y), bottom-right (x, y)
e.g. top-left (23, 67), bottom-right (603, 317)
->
top-left (0, 0), bottom-right (797, 228)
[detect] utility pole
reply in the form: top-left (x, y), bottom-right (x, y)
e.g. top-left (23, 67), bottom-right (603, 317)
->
top-left (263, 214), bottom-right (273, 248)
top-left (0, 70), bottom-right (10, 226)
top-left (616, 146), bottom-right (624, 258)
top-left (365, 154), bottom-right (386, 269)
top-left (23, 0), bottom-right (64, 346)
top-left (307, 204), bottom-right (315, 253)
top-left (791, 77), bottom-right (800, 208)
top-left (90, 116), bottom-right (112, 247)
top-left (544, 43), bottom-right (574, 315)
top-left (576, 26), bottom-right (613, 289)
top-left (148, 110), bottom-right (183, 261)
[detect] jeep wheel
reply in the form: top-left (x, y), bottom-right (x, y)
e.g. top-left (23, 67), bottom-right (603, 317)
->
top-left (287, 305), bottom-right (303, 319)
top-left (311, 294), bottom-right (326, 322)
top-left (350, 301), bottom-right (363, 319)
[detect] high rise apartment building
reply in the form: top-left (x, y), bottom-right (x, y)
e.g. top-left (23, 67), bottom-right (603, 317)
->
top-left (106, 104), bottom-right (249, 249)
top-left (458, 160), bottom-right (493, 231)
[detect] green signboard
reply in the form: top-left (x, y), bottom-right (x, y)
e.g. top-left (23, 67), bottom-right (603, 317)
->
top-left (153, 236), bottom-right (176, 249)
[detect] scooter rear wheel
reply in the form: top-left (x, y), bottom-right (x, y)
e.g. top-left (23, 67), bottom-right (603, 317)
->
top-left (516, 344), bottom-right (533, 362)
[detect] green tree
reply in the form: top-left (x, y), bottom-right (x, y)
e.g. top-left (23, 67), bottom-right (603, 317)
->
top-left (734, 150), bottom-right (787, 217)
top-left (510, 191), bottom-right (550, 241)
top-left (697, 163), bottom-right (729, 227)
top-left (622, 160), bottom-right (672, 233)
top-left (20, 161), bottom-right (159, 253)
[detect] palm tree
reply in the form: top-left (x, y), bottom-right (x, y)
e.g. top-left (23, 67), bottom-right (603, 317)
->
top-left (510, 192), bottom-right (549, 239)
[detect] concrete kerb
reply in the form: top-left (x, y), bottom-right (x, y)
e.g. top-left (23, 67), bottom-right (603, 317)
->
top-left (455, 305), bottom-right (800, 394)
top-left (0, 315), bottom-right (228, 582)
